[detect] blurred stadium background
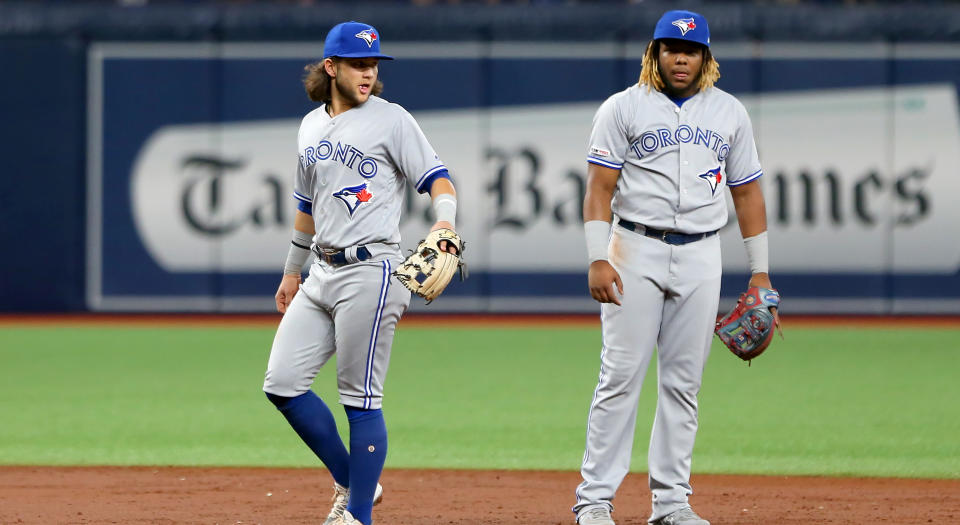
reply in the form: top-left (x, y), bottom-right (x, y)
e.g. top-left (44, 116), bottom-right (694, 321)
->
top-left (3, 0), bottom-right (960, 315)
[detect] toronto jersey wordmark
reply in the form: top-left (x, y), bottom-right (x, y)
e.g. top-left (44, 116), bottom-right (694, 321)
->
top-left (293, 95), bottom-right (446, 250)
top-left (587, 84), bottom-right (762, 234)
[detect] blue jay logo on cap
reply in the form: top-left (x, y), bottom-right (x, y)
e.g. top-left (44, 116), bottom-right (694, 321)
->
top-left (671, 18), bottom-right (697, 36)
top-left (355, 29), bottom-right (378, 48)
top-left (654, 10), bottom-right (710, 47)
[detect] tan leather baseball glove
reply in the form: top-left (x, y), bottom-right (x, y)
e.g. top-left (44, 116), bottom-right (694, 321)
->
top-left (393, 228), bottom-right (466, 303)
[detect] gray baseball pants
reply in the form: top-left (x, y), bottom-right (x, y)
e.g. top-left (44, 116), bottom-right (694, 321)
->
top-left (575, 224), bottom-right (721, 523)
top-left (264, 255), bottom-right (410, 410)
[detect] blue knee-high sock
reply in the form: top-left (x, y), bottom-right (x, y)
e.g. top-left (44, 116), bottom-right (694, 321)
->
top-left (266, 391), bottom-right (350, 486)
top-left (344, 406), bottom-right (387, 525)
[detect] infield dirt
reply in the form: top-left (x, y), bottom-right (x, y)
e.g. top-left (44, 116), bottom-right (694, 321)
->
top-left (1, 466), bottom-right (958, 524)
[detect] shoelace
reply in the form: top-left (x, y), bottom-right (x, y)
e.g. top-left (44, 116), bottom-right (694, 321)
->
top-left (327, 487), bottom-right (348, 518)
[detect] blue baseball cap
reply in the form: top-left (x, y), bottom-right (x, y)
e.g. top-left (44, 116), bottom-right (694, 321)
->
top-left (653, 10), bottom-right (710, 48)
top-left (323, 21), bottom-right (394, 60)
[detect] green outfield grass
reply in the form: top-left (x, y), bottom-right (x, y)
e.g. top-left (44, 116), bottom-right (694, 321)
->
top-left (0, 322), bottom-right (958, 478)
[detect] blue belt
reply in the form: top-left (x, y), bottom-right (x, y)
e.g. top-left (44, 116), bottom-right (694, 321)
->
top-left (617, 219), bottom-right (717, 245)
top-left (312, 245), bottom-right (371, 266)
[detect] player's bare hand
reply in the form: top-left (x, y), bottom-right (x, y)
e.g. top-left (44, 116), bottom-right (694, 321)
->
top-left (430, 220), bottom-right (458, 254)
top-left (749, 272), bottom-right (782, 332)
top-left (275, 274), bottom-right (301, 314)
top-left (588, 260), bottom-right (624, 306)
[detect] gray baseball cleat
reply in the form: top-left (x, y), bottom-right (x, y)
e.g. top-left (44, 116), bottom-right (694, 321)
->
top-left (577, 504), bottom-right (615, 525)
top-left (323, 482), bottom-right (383, 525)
top-left (652, 506), bottom-right (710, 525)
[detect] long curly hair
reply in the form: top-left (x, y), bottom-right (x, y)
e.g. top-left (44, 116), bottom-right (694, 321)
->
top-left (637, 40), bottom-right (720, 93)
top-left (303, 59), bottom-right (385, 104)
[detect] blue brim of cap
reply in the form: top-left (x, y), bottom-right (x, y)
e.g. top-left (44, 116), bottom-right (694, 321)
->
top-left (325, 52), bottom-right (394, 60)
top-left (655, 37), bottom-right (709, 48)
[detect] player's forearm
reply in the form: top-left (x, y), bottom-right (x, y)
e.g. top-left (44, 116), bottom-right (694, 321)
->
top-left (583, 164), bottom-right (619, 222)
top-left (583, 189), bottom-right (614, 222)
top-left (583, 165), bottom-right (619, 263)
top-left (283, 210), bottom-right (315, 277)
top-left (731, 180), bottom-right (771, 276)
top-left (730, 180), bottom-right (767, 238)
top-left (293, 210), bottom-right (316, 235)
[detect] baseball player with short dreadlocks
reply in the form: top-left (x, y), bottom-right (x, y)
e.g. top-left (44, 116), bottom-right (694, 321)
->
top-left (262, 21), bottom-right (460, 525)
top-left (573, 10), bottom-right (779, 525)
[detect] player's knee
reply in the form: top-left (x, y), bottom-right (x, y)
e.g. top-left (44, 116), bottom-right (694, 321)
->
top-left (263, 367), bottom-right (304, 398)
top-left (659, 375), bottom-right (702, 399)
top-left (600, 366), bottom-right (638, 392)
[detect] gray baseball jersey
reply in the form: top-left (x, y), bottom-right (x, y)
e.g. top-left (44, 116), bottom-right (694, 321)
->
top-left (293, 95), bottom-right (446, 249)
top-left (586, 84), bottom-right (762, 234)
top-left (265, 95), bottom-right (444, 410)
top-left (575, 84), bottom-right (763, 523)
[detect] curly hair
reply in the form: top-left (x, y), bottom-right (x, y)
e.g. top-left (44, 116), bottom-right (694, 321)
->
top-left (637, 40), bottom-right (720, 93)
top-left (303, 59), bottom-right (384, 104)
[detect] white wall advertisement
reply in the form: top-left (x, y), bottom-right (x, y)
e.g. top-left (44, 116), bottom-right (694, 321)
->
top-left (130, 84), bottom-right (960, 310)
top-left (748, 85), bottom-right (960, 274)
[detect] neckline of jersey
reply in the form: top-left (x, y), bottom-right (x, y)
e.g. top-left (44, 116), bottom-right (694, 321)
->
top-left (667, 93), bottom-right (695, 107)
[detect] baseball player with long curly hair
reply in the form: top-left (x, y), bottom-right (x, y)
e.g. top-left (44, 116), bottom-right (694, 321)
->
top-left (574, 10), bottom-right (777, 525)
top-left (262, 21), bottom-right (459, 525)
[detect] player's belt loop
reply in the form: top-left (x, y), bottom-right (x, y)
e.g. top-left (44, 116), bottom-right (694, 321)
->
top-left (345, 246), bottom-right (360, 264)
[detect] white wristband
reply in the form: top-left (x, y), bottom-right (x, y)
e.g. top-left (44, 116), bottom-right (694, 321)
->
top-left (432, 193), bottom-right (457, 229)
top-left (743, 231), bottom-right (769, 275)
top-left (284, 229), bottom-right (313, 275)
top-left (584, 220), bottom-right (611, 262)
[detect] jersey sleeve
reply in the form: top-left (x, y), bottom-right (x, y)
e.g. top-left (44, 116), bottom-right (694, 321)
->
top-left (725, 101), bottom-right (763, 186)
top-left (586, 94), bottom-right (630, 170)
top-left (293, 155), bottom-right (314, 204)
top-left (392, 109), bottom-right (447, 193)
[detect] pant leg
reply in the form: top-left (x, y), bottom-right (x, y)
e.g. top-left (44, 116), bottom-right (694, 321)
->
top-left (647, 234), bottom-right (722, 522)
top-left (575, 227), bottom-right (670, 514)
top-left (262, 270), bottom-right (351, 485)
top-left (263, 272), bottom-right (336, 397)
top-left (330, 259), bottom-right (411, 410)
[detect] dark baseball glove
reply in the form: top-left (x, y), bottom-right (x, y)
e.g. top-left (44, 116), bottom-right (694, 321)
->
top-left (393, 228), bottom-right (466, 303)
top-left (715, 286), bottom-right (781, 363)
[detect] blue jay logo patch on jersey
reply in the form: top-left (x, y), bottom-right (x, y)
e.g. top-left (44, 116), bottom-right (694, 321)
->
top-left (333, 182), bottom-right (374, 216)
top-left (355, 29), bottom-right (378, 47)
top-left (698, 165), bottom-right (723, 195)
top-left (671, 18), bottom-right (697, 36)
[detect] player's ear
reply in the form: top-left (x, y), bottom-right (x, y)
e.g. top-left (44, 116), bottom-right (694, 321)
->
top-left (323, 58), bottom-right (337, 78)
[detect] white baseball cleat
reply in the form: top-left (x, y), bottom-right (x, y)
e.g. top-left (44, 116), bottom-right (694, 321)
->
top-left (323, 483), bottom-right (383, 525)
top-left (332, 510), bottom-right (363, 525)
top-left (578, 504), bottom-right (615, 525)
top-left (652, 506), bottom-right (710, 525)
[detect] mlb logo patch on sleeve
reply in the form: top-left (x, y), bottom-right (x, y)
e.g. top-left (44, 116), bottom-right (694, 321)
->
top-left (590, 145), bottom-right (611, 157)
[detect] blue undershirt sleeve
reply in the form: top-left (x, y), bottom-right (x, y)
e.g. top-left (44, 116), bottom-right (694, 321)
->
top-left (419, 170), bottom-right (452, 194)
top-left (297, 200), bottom-right (313, 215)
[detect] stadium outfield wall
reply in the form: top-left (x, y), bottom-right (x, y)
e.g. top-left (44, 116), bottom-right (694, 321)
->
top-left (2, 4), bottom-right (960, 313)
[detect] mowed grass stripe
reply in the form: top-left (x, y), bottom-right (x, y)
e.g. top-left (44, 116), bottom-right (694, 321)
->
top-left (0, 324), bottom-right (957, 478)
